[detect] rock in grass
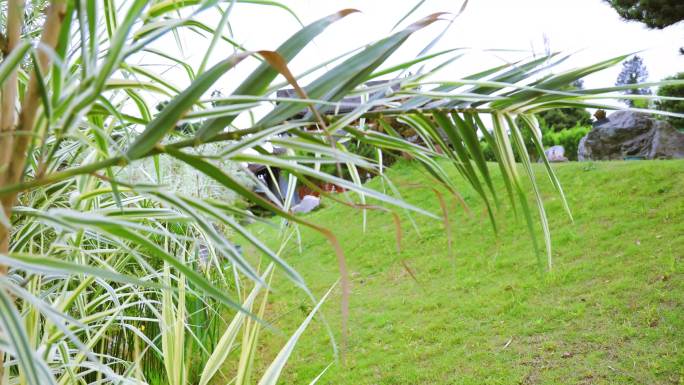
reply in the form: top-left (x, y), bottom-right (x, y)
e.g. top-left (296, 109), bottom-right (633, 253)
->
top-left (292, 195), bottom-right (321, 213)
top-left (544, 145), bottom-right (568, 162)
top-left (578, 111), bottom-right (684, 160)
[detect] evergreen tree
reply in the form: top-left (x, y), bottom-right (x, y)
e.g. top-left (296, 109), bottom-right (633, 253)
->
top-left (615, 56), bottom-right (651, 106)
top-left (604, 0), bottom-right (684, 29)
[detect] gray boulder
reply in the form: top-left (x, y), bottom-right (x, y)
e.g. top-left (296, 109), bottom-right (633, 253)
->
top-left (292, 195), bottom-right (320, 214)
top-left (578, 111), bottom-right (684, 161)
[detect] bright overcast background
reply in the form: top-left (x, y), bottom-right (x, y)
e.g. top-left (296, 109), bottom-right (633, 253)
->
top-left (137, 0), bottom-right (684, 123)
top-left (183, 0), bottom-right (683, 89)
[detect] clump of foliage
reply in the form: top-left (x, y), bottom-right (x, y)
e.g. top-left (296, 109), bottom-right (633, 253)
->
top-left (537, 108), bottom-right (592, 132)
top-left (542, 125), bottom-right (592, 160)
top-left (533, 79), bottom-right (591, 132)
top-left (125, 143), bottom-right (255, 204)
top-left (321, 138), bottom-right (400, 180)
top-left (482, 123), bottom-right (591, 161)
top-left (657, 72), bottom-right (684, 129)
top-left (604, 0), bottom-right (684, 28)
top-left (615, 55), bottom-right (651, 106)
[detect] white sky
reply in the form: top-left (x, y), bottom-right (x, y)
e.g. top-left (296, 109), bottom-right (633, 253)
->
top-left (134, 0), bottom-right (683, 124)
top-left (185, 0), bottom-right (683, 90)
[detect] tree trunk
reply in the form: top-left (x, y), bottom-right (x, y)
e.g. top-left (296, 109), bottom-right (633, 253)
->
top-left (0, 1), bottom-right (65, 382)
top-left (0, 0), bottom-right (25, 381)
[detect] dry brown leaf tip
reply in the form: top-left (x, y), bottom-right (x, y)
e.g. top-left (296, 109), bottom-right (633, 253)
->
top-left (407, 12), bottom-right (451, 32)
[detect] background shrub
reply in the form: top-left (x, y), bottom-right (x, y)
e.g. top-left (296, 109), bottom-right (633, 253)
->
top-left (657, 72), bottom-right (684, 130)
top-left (537, 108), bottom-right (592, 132)
top-left (543, 125), bottom-right (592, 161)
top-left (481, 123), bottom-right (591, 162)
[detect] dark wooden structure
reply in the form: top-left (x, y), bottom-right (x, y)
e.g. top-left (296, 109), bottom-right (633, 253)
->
top-left (275, 80), bottom-right (401, 119)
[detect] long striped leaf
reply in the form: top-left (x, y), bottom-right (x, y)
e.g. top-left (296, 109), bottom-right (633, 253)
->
top-left (126, 53), bottom-right (248, 159)
top-left (45, 209), bottom-right (251, 315)
top-left (0, 253), bottom-right (166, 289)
top-left (198, 264), bottom-right (274, 385)
top-left (257, 282), bottom-right (336, 385)
top-left (0, 287), bottom-right (54, 385)
top-left (0, 41), bottom-right (31, 89)
top-left (197, 8), bottom-right (359, 139)
top-left (257, 13), bottom-right (446, 127)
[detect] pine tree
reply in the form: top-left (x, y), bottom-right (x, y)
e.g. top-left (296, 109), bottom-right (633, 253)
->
top-left (604, 0), bottom-right (684, 29)
top-left (615, 56), bottom-right (651, 107)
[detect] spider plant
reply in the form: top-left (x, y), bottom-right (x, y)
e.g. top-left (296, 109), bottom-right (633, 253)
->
top-left (0, 1), bottom-right (681, 384)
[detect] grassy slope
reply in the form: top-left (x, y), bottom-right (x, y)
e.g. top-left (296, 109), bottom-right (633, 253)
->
top-left (249, 160), bottom-right (683, 385)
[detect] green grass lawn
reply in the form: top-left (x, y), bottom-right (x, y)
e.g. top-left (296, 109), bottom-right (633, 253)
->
top-left (246, 160), bottom-right (684, 385)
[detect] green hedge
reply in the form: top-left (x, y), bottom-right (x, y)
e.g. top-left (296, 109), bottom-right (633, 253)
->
top-left (657, 72), bottom-right (684, 130)
top-left (543, 125), bottom-right (591, 161)
top-left (481, 124), bottom-right (591, 162)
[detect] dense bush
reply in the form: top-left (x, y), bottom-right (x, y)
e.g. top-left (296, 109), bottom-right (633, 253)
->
top-left (481, 124), bottom-right (591, 162)
top-left (657, 72), bottom-right (684, 129)
top-left (543, 125), bottom-right (592, 161)
top-left (537, 108), bottom-right (592, 132)
top-left (321, 130), bottom-right (403, 180)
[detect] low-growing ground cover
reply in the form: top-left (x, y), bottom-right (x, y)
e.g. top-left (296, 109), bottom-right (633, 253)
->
top-left (241, 159), bottom-right (683, 385)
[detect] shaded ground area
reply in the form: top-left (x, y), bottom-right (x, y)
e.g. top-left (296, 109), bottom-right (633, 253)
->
top-left (244, 160), bottom-right (683, 385)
